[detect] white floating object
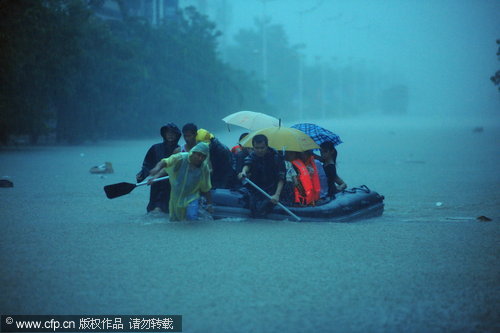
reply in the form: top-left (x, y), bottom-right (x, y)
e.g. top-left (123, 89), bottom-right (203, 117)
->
top-left (435, 202), bottom-right (443, 207)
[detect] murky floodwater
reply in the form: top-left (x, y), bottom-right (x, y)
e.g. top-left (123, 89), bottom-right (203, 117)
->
top-left (1, 116), bottom-right (499, 332)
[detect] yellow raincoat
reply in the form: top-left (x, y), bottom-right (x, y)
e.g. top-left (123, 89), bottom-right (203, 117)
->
top-left (162, 143), bottom-right (212, 221)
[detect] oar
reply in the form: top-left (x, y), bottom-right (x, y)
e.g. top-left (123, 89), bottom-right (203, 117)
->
top-left (104, 176), bottom-right (169, 199)
top-left (242, 177), bottom-right (301, 222)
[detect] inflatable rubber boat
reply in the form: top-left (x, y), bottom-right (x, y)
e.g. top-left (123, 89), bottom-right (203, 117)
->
top-left (211, 185), bottom-right (384, 222)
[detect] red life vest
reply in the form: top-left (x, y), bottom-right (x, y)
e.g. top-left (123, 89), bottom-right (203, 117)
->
top-left (292, 158), bottom-right (321, 205)
top-left (306, 156), bottom-right (321, 202)
top-left (231, 144), bottom-right (242, 154)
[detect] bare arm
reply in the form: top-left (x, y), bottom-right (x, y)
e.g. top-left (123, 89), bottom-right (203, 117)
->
top-left (201, 190), bottom-right (213, 213)
top-left (238, 165), bottom-right (250, 180)
top-left (271, 179), bottom-right (285, 204)
top-left (148, 160), bottom-right (167, 184)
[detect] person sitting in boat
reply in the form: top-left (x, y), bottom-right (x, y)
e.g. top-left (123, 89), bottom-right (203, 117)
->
top-left (136, 123), bottom-right (181, 213)
top-left (148, 142), bottom-right (213, 221)
top-left (196, 128), bottom-right (237, 189)
top-left (174, 123), bottom-right (198, 153)
top-left (231, 132), bottom-right (249, 154)
top-left (238, 134), bottom-right (286, 218)
top-left (320, 141), bottom-right (347, 197)
top-left (233, 133), bottom-right (252, 174)
top-left (281, 151), bottom-right (299, 206)
top-left (290, 150), bottom-right (321, 206)
top-left (310, 151), bottom-right (329, 201)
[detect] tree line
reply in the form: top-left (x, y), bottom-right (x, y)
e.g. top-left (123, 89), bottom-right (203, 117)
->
top-left (0, 0), bottom-right (268, 144)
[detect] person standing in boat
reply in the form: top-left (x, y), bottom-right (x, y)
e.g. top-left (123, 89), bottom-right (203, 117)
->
top-left (238, 134), bottom-right (286, 218)
top-left (148, 142), bottom-right (213, 221)
top-left (320, 141), bottom-right (347, 197)
top-left (136, 123), bottom-right (181, 213)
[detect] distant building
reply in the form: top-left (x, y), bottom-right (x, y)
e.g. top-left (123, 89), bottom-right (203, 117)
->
top-left (93, 0), bottom-right (179, 25)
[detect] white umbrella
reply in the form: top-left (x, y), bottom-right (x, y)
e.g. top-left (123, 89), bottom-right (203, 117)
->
top-left (222, 110), bottom-right (279, 131)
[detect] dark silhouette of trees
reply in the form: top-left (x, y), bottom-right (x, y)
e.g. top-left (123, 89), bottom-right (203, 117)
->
top-left (0, 0), bottom-right (266, 144)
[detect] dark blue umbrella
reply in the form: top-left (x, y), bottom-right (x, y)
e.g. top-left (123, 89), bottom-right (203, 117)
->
top-left (291, 123), bottom-right (343, 146)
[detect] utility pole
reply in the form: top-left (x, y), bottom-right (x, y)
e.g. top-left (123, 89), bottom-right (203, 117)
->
top-left (296, 1), bottom-right (323, 120)
top-left (260, 0), bottom-right (271, 98)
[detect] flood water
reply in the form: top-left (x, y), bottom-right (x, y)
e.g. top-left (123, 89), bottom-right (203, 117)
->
top-left (1, 116), bottom-right (499, 332)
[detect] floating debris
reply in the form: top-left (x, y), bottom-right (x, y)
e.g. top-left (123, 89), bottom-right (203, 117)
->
top-left (435, 202), bottom-right (443, 207)
top-left (89, 162), bottom-right (114, 174)
top-left (0, 178), bottom-right (13, 188)
top-left (476, 216), bottom-right (492, 222)
top-left (472, 126), bottom-right (484, 133)
top-left (80, 153), bottom-right (85, 157)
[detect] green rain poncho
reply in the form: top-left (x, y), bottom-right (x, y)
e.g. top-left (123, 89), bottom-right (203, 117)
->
top-left (162, 142), bottom-right (212, 221)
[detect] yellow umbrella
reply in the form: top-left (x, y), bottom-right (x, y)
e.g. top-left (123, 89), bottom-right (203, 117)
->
top-left (222, 110), bottom-right (279, 131)
top-left (240, 127), bottom-right (320, 152)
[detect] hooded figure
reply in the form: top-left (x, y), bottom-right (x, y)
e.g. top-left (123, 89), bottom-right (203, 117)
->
top-left (137, 123), bottom-right (181, 213)
top-left (159, 142), bottom-right (212, 221)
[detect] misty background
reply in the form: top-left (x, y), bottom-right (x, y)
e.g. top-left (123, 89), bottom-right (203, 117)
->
top-left (1, 0), bottom-right (499, 145)
top-left (1, 2), bottom-right (500, 331)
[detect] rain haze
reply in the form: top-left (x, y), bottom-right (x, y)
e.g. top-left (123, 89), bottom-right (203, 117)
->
top-left (216, 0), bottom-right (500, 119)
top-left (0, 1), bottom-right (499, 333)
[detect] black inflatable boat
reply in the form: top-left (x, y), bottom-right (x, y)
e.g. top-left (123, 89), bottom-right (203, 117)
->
top-left (211, 185), bottom-right (384, 222)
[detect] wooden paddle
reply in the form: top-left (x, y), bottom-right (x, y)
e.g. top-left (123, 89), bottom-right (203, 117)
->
top-left (104, 176), bottom-right (169, 199)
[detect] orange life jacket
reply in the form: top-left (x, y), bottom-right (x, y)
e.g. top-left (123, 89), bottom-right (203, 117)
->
top-left (292, 158), bottom-right (321, 205)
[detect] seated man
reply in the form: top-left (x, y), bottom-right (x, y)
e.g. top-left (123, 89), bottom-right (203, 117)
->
top-left (320, 141), bottom-right (347, 197)
top-left (238, 134), bottom-right (286, 218)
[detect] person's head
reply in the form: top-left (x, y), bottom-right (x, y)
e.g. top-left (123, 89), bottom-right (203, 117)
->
top-left (252, 134), bottom-right (269, 157)
top-left (320, 141), bottom-right (338, 163)
top-left (238, 132), bottom-right (250, 152)
top-left (160, 123), bottom-right (181, 143)
top-left (182, 123), bottom-right (198, 146)
top-left (302, 149), bottom-right (314, 159)
top-left (189, 142), bottom-right (209, 167)
top-left (285, 151), bottom-right (299, 161)
top-left (238, 132), bottom-right (249, 143)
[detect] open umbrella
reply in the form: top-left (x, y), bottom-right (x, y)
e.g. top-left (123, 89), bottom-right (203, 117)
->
top-left (291, 123), bottom-right (343, 146)
top-left (240, 127), bottom-right (319, 152)
top-left (222, 111), bottom-right (279, 131)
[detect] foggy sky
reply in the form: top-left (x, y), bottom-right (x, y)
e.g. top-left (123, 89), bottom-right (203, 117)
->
top-left (208, 0), bottom-right (500, 118)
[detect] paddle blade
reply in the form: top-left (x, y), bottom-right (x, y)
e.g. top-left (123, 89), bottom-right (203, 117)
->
top-left (104, 182), bottom-right (137, 199)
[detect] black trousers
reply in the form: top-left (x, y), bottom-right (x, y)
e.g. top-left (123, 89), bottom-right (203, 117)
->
top-left (248, 191), bottom-right (275, 218)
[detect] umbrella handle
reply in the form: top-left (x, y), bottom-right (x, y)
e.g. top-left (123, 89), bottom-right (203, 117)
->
top-left (243, 177), bottom-right (301, 222)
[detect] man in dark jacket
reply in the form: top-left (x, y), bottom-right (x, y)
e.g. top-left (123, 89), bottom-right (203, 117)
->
top-left (136, 123), bottom-right (181, 213)
top-left (238, 134), bottom-right (286, 218)
top-left (196, 128), bottom-right (237, 189)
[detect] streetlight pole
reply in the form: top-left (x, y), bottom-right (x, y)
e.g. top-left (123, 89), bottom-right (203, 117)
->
top-left (296, 1), bottom-right (323, 120)
top-left (260, 0), bottom-right (273, 98)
